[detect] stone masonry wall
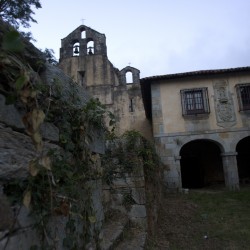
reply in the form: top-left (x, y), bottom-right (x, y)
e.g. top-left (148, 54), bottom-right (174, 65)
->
top-left (0, 19), bottom-right (105, 247)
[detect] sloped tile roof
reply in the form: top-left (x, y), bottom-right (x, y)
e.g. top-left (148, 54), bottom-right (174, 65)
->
top-left (141, 67), bottom-right (250, 82)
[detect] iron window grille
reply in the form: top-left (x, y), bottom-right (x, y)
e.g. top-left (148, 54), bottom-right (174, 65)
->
top-left (236, 84), bottom-right (250, 111)
top-left (180, 88), bottom-right (210, 115)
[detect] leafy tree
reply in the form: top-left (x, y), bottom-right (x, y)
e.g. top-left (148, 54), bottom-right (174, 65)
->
top-left (20, 31), bottom-right (36, 42)
top-left (43, 48), bottom-right (58, 65)
top-left (0, 0), bottom-right (42, 28)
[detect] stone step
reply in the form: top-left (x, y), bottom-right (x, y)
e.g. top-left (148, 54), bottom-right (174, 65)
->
top-left (100, 212), bottom-right (129, 250)
top-left (114, 226), bottom-right (147, 250)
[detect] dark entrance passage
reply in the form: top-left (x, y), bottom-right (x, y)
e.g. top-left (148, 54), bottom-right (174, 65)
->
top-left (180, 140), bottom-right (224, 188)
top-left (236, 136), bottom-right (250, 185)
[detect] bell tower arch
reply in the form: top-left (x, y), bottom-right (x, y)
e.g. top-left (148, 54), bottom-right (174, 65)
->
top-left (58, 25), bottom-right (116, 91)
top-left (59, 25), bottom-right (107, 60)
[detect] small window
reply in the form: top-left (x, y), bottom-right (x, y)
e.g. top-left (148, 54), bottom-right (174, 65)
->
top-left (180, 88), bottom-right (210, 115)
top-left (126, 72), bottom-right (133, 84)
top-left (78, 71), bottom-right (85, 87)
top-left (81, 30), bottom-right (86, 39)
top-left (129, 98), bottom-right (135, 112)
top-left (236, 84), bottom-right (250, 111)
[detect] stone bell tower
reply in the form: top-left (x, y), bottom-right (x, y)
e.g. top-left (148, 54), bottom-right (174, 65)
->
top-left (59, 24), bottom-right (120, 105)
top-left (58, 25), bottom-right (152, 139)
top-left (59, 25), bottom-right (107, 59)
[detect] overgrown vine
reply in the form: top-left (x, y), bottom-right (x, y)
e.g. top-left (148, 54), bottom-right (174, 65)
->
top-left (102, 130), bottom-right (163, 237)
top-left (102, 130), bottom-right (160, 184)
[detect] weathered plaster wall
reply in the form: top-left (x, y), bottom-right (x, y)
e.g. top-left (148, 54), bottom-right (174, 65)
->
top-left (156, 74), bottom-right (250, 135)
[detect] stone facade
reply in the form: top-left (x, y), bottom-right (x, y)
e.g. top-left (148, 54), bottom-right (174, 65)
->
top-left (141, 68), bottom-right (250, 190)
top-left (58, 25), bottom-right (152, 141)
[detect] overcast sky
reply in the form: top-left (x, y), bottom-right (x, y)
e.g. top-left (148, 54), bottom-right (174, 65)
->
top-left (26, 0), bottom-right (250, 78)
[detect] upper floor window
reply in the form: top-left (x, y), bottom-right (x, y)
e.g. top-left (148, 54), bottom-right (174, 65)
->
top-left (180, 88), bottom-right (210, 115)
top-left (236, 84), bottom-right (250, 111)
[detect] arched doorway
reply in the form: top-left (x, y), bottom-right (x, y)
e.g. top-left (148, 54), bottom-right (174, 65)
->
top-left (180, 140), bottom-right (224, 188)
top-left (236, 136), bottom-right (250, 185)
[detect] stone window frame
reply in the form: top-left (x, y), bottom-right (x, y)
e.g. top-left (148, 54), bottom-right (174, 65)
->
top-left (236, 83), bottom-right (250, 111)
top-left (180, 87), bottom-right (210, 116)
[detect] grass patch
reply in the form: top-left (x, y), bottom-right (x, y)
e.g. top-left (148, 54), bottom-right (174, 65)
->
top-left (148, 187), bottom-right (250, 249)
top-left (188, 189), bottom-right (250, 249)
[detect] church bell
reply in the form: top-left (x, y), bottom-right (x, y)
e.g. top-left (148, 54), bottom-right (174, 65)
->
top-left (88, 47), bottom-right (93, 55)
top-left (74, 46), bottom-right (79, 54)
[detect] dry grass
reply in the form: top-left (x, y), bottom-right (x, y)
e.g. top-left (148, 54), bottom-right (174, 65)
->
top-left (147, 187), bottom-right (250, 250)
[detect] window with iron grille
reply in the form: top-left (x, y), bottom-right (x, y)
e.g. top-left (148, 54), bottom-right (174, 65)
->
top-left (180, 88), bottom-right (210, 115)
top-left (236, 84), bottom-right (250, 111)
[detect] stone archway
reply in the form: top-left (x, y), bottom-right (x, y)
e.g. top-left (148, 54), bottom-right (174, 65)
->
top-left (180, 140), bottom-right (224, 188)
top-left (236, 136), bottom-right (250, 185)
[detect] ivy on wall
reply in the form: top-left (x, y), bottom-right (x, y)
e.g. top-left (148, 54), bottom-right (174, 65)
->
top-left (102, 130), bottom-right (160, 183)
top-left (0, 28), bottom-right (115, 249)
top-left (102, 130), bottom-right (163, 237)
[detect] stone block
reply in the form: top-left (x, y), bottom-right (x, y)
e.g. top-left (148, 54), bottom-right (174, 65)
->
top-left (151, 86), bottom-right (160, 98)
top-left (129, 205), bottom-right (146, 218)
top-left (102, 189), bottom-right (111, 204)
top-left (0, 124), bottom-right (60, 180)
top-left (111, 193), bottom-right (124, 206)
top-left (219, 132), bottom-right (229, 139)
top-left (131, 188), bottom-right (146, 205)
top-left (152, 110), bottom-right (163, 119)
top-left (40, 122), bottom-right (59, 142)
top-left (0, 194), bottom-right (14, 230)
top-left (0, 94), bottom-right (25, 129)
